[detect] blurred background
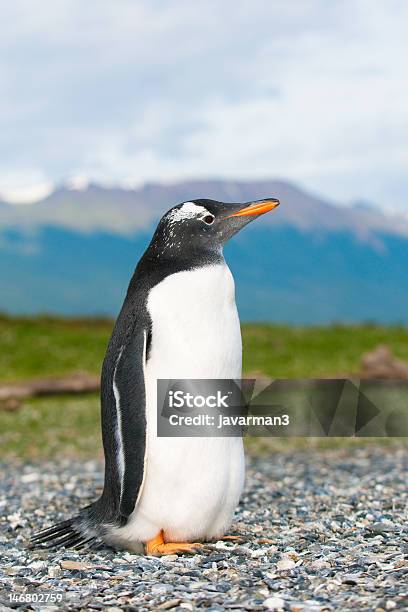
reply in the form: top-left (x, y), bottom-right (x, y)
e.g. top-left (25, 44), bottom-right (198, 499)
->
top-left (1, 1), bottom-right (407, 459)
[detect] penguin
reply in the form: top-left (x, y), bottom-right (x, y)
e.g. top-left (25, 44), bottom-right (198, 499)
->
top-left (31, 197), bottom-right (280, 555)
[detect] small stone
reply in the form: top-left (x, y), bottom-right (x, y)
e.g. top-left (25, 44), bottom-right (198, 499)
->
top-left (188, 581), bottom-right (210, 590)
top-left (284, 551), bottom-right (300, 561)
top-left (310, 559), bottom-right (330, 570)
top-left (122, 552), bottom-right (140, 562)
top-left (28, 560), bottom-right (47, 571)
top-left (206, 554), bottom-right (227, 562)
top-left (60, 560), bottom-right (89, 571)
top-left (214, 582), bottom-right (231, 592)
top-left (342, 573), bottom-right (360, 585)
top-left (258, 538), bottom-right (275, 544)
top-left (151, 583), bottom-right (174, 595)
top-left (5, 566), bottom-right (23, 576)
top-left (251, 548), bottom-right (269, 558)
top-left (7, 512), bottom-right (23, 529)
top-left (367, 522), bottom-right (395, 534)
top-left (157, 601), bottom-right (181, 610)
top-left (277, 558), bottom-right (296, 571)
top-left (264, 596), bottom-right (285, 610)
top-left (20, 472), bottom-right (39, 483)
top-left (162, 554), bottom-right (179, 562)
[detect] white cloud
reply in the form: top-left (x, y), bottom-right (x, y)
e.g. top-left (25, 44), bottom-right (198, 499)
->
top-left (0, 0), bottom-right (407, 211)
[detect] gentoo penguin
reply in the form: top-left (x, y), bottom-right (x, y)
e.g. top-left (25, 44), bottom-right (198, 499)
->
top-left (31, 197), bottom-right (279, 555)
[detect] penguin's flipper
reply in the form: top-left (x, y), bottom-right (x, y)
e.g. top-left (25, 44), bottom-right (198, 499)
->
top-left (101, 322), bottom-right (149, 522)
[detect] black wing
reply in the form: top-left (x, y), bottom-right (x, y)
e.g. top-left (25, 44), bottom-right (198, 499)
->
top-left (98, 314), bottom-right (149, 524)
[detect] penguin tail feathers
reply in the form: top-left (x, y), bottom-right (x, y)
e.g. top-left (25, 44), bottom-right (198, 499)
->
top-left (29, 505), bottom-right (103, 551)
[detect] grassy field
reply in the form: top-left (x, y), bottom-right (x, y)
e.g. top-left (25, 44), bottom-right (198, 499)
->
top-left (0, 315), bottom-right (407, 459)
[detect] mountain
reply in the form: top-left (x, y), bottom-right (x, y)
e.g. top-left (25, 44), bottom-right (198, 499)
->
top-left (1, 180), bottom-right (407, 241)
top-left (0, 179), bottom-right (407, 323)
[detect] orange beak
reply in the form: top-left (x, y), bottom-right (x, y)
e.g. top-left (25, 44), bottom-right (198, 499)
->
top-left (227, 198), bottom-right (280, 218)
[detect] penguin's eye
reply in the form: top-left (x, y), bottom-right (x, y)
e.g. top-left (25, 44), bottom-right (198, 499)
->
top-left (202, 214), bottom-right (215, 225)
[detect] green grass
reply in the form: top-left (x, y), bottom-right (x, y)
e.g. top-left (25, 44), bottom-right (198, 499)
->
top-left (0, 315), bottom-right (111, 381)
top-left (0, 316), bottom-right (407, 459)
top-left (242, 322), bottom-right (408, 378)
top-left (2, 315), bottom-right (408, 381)
top-left (1, 395), bottom-right (101, 460)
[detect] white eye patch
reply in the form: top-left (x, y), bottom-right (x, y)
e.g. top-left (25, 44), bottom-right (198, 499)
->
top-left (168, 202), bottom-right (209, 222)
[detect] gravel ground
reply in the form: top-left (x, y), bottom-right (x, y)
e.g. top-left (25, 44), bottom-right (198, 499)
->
top-left (0, 445), bottom-right (407, 611)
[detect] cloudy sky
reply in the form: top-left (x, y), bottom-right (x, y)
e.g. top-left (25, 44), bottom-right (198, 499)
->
top-left (1, 0), bottom-right (407, 212)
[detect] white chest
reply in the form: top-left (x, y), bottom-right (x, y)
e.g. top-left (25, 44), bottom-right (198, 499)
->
top-left (146, 263), bottom-right (242, 379)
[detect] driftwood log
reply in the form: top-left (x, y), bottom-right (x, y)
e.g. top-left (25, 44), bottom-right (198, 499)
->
top-left (0, 372), bottom-right (100, 411)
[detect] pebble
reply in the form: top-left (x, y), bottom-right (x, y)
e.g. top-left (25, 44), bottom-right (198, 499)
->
top-left (0, 446), bottom-right (406, 610)
top-left (276, 558), bottom-right (296, 571)
top-left (264, 596), bottom-right (285, 610)
top-left (60, 560), bottom-right (89, 571)
top-left (157, 599), bottom-right (181, 610)
top-left (151, 583), bottom-right (174, 594)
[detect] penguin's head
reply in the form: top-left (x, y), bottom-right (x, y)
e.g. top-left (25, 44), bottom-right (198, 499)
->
top-left (149, 198), bottom-right (280, 259)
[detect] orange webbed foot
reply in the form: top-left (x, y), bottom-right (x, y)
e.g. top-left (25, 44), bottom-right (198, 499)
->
top-left (145, 530), bottom-right (204, 556)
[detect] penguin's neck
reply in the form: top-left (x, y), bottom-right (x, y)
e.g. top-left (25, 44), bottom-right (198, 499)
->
top-left (138, 246), bottom-right (223, 284)
top-left (145, 262), bottom-right (242, 380)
